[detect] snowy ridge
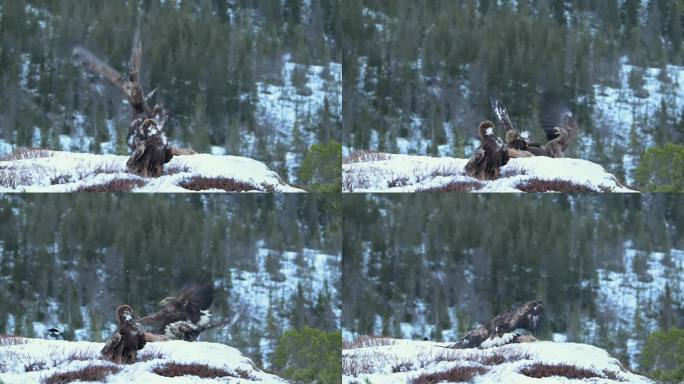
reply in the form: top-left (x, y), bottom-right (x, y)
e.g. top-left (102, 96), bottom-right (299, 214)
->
top-left (343, 153), bottom-right (635, 193)
top-left (0, 338), bottom-right (287, 383)
top-left (343, 338), bottom-right (653, 383)
top-left (0, 150), bottom-right (302, 192)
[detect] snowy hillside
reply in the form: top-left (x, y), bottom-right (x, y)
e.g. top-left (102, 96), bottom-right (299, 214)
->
top-left (343, 338), bottom-right (653, 384)
top-left (0, 150), bottom-right (302, 192)
top-left (343, 153), bottom-right (635, 193)
top-left (0, 337), bottom-right (286, 384)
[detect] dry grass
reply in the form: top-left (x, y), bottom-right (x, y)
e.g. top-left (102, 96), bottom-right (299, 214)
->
top-left (418, 181), bottom-right (483, 192)
top-left (179, 176), bottom-right (266, 192)
top-left (41, 365), bottom-right (120, 384)
top-left (137, 348), bottom-right (166, 362)
top-left (500, 166), bottom-right (528, 178)
top-left (519, 363), bottom-right (619, 380)
top-left (91, 161), bottom-right (124, 175)
top-left (343, 150), bottom-right (390, 164)
top-left (164, 162), bottom-right (192, 175)
top-left (343, 336), bottom-right (395, 350)
top-left (0, 148), bottom-right (53, 161)
top-left (410, 366), bottom-right (488, 384)
top-left (0, 335), bottom-right (27, 346)
top-left (76, 178), bottom-right (146, 192)
top-left (516, 178), bottom-right (595, 193)
top-left (152, 363), bottom-right (239, 379)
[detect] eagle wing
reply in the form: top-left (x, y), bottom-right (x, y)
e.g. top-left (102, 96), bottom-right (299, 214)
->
top-left (129, 21), bottom-right (142, 84)
top-left (464, 146), bottom-right (487, 178)
top-left (73, 47), bottom-right (126, 92)
top-left (101, 331), bottom-right (123, 361)
top-left (491, 98), bottom-right (515, 132)
top-left (179, 282), bottom-right (214, 323)
top-left (539, 101), bottom-right (577, 144)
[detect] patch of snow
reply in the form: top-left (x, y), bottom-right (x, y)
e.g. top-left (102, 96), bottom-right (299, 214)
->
top-left (0, 151), bottom-right (302, 193)
top-left (343, 339), bottom-right (654, 383)
top-left (343, 153), bottom-right (635, 193)
top-left (0, 338), bottom-right (286, 383)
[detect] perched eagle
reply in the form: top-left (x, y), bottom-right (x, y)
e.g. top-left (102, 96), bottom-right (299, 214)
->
top-left (140, 282), bottom-right (214, 341)
top-left (540, 102), bottom-right (578, 158)
top-left (464, 121), bottom-right (510, 180)
top-left (101, 305), bottom-right (147, 364)
top-left (448, 300), bottom-right (545, 349)
top-left (492, 99), bottom-right (548, 158)
top-left (126, 113), bottom-right (173, 178)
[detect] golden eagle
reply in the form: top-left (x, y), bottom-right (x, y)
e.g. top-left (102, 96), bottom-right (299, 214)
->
top-left (464, 121), bottom-right (510, 180)
top-left (140, 282), bottom-right (214, 342)
top-left (101, 305), bottom-right (147, 364)
top-left (448, 300), bottom-right (545, 349)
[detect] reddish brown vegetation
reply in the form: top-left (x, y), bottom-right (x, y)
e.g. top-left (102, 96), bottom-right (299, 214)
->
top-left (76, 178), bottom-right (146, 192)
top-left (0, 148), bottom-right (53, 161)
top-left (179, 176), bottom-right (266, 192)
top-left (419, 181), bottom-right (483, 192)
top-left (519, 363), bottom-right (617, 380)
top-left (516, 178), bottom-right (595, 193)
top-left (0, 335), bottom-right (27, 346)
top-left (343, 336), bottom-right (395, 350)
top-left (344, 150), bottom-right (390, 164)
top-left (152, 363), bottom-right (237, 379)
top-left (42, 365), bottom-right (120, 384)
top-left (410, 366), bottom-right (488, 384)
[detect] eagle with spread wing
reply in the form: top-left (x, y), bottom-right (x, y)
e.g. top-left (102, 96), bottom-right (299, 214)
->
top-left (139, 282), bottom-right (215, 342)
top-left (73, 21), bottom-right (173, 177)
top-left (540, 102), bottom-right (578, 158)
top-left (448, 300), bottom-right (545, 349)
top-left (491, 99), bottom-right (549, 158)
top-left (464, 121), bottom-right (510, 180)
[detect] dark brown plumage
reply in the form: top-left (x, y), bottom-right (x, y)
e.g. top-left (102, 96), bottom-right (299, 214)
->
top-left (464, 121), bottom-right (510, 180)
top-left (448, 301), bottom-right (545, 349)
top-left (140, 282), bottom-right (214, 341)
top-left (101, 305), bottom-right (147, 364)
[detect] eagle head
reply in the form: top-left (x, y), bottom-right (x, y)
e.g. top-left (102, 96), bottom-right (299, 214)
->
top-left (479, 121), bottom-right (496, 139)
top-left (520, 300), bottom-right (544, 333)
top-left (505, 130), bottom-right (518, 144)
top-left (160, 297), bottom-right (179, 309)
top-left (116, 304), bottom-right (134, 325)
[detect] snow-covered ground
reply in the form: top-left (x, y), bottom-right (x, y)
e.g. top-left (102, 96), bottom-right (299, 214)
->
top-left (343, 338), bottom-right (653, 384)
top-left (343, 153), bottom-right (635, 193)
top-left (0, 150), bottom-right (302, 192)
top-left (0, 337), bottom-right (286, 384)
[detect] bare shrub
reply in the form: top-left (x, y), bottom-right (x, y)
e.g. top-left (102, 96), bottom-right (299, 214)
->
top-left (164, 162), bottom-right (192, 175)
top-left (342, 355), bottom-right (376, 377)
top-left (418, 181), bottom-right (483, 192)
top-left (179, 176), bottom-right (263, 192)
top-left (0, 335), bottom-right (27, 346)
top-left (42, 365), bottom-right (120, 384)
top-left (0, 167), bottom-right (34, 188)
top-left (343, 150), bottom-right (390, 164)
top-left (0, 148), bottom-right (53, 161)
top-left (152, 363), bottom-right (235, 379)
top-left (516, 178), bottom-right (595, 193)
top-left (76, 178), bottom-right (146, 192)
top-left (388, 176), bottom-right (410, 188)
top-left (410, 366), bottom-right (488, 383)
top-left (519, 363), bottom-right (607, 379)
top-left (91, 161), bottom-right (124, 175)
top-left (343, 336), bottom-right (395, 349)
top-left (137, 348), bottom-right (165, 362)
top-left (500, 167), bottom-right (528, 178)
